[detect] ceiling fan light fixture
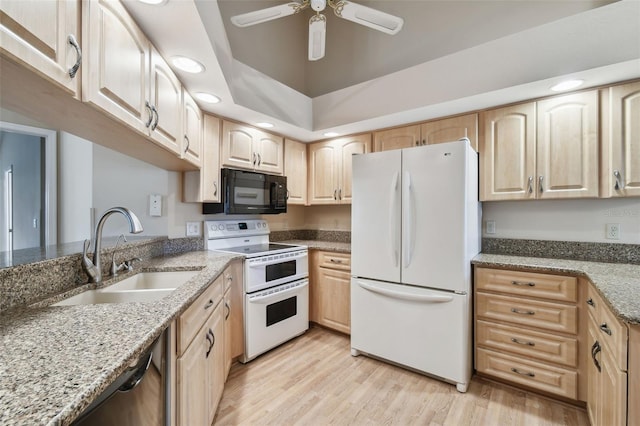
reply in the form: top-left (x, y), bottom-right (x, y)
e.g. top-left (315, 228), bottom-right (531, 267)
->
top-left (308, 14), bottom-right (326, 61)
top-left (231, 2), bottom-right (303, 27)
top-left (336, 1), bottom-right (404, 34)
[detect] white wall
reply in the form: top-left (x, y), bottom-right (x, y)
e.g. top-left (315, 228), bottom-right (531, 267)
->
top-left (482, 198), bottom-right (640, 244)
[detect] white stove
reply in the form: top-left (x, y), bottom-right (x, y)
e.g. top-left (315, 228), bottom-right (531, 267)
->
top-left (205, 220), bottom-right (309, 362)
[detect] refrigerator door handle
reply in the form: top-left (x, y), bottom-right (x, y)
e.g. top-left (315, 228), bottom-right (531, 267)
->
top-left (389, 171), bottom-right (400, 267)
top-left (402, 171), bottom-right (414, 268)
top-left (357, 280), bottom-right (454, 303)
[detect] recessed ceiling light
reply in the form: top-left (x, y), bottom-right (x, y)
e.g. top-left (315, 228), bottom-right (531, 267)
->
top-left (138, 0), bottom-right (167, 4)
top-left (323, 132), bottom-right (339, 137)
top-left (256, 122), bottom-right (274, 128)
top-left (171, 56), bottom-right (205, 74)
top-left (550, 79), bottom-right (584, 92)
top-left (195, 92), bottom-right (221, 104)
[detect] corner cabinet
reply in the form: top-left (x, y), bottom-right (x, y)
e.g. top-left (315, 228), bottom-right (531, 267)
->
top-left (183, 114), bottom-right (221, 203)
top-left (221, 120), bottom-right (284, 175)
top-left (601, 81), bottom-right (640, 198)
top-left (309, 251), bottom-right (351, 334)
top-left (480, 90), bottom-right (599, 201)
top-left (308, 134), bottom-right (371, 204)
top-left (284, 138), bottom-right (308, 205)
top-left (0, 0), bottom-right (81, 97)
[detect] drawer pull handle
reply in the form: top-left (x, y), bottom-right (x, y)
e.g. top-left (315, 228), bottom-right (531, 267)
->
top-left (599, 323), bottom-right (612, 336)
top-left (586, 298), bottom-right (595, 307)
top-left (511, 338), bottom-right (535, 346)
top-left (510, 368), bottom-right (535, 378)
top-left (329, 259), bottom-right (343, 264)
top-left (511, 280), bottom-right (535, 287)
top-left (591, 340), bottom-right (602, 372)
top-left (204, 299), bottom-right (214, 309)
top-left (511, 308), bottom-right (535, 315)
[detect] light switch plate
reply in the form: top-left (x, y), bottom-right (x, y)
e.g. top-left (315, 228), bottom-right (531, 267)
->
top-left (486, 220), bottom-right (496, 234)
top-left (186, 221), bottom-right (201, 237)
top-left (149, 194), bottom-right (162, 217)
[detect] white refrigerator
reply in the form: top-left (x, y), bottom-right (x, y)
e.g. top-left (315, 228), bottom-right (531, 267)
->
top-left (350, 138), bottom-right (480, 393)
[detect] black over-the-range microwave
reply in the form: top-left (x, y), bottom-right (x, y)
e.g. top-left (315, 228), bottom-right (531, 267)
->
top-left (202, 168), bottom-right (287, 215)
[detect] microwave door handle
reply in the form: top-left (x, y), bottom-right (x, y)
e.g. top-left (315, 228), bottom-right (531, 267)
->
top-left (237, 192), bottom-right (259, 199)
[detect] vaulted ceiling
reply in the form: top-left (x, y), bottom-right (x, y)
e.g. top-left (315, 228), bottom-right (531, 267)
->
top-left (124, 0), bottom-right (640, 142)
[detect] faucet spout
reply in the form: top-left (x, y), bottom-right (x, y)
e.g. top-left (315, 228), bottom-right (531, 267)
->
top-left (88, 207), bottom-right (144, 283)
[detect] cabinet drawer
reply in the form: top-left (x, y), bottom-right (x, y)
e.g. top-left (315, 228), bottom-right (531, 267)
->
top-left (476, 292), bottom-right (577, 334)
top-left (477, 320), bottom-right (578, 367)
top-left (477, 348), bottom-right (578, 399)
top-left (476, 268), bottom-right (577, 302)
top-left (177, 275), bottom-right (223, 356)
top-left (317, 251), bottom-right (351, 271)
top-left (586, 284), bottom-right (628, 370)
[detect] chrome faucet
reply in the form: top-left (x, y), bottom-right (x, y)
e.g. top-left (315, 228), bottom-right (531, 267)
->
top-left (83, 207), bottom-right (144, 283)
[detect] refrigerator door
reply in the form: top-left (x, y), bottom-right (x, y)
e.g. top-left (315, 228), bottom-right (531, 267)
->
top-left (401, 140), bottom-right (477, 293)
top-left (351, 150), bottom-right (402, 283)
top-left (351, 277), bottom-right (471, 390)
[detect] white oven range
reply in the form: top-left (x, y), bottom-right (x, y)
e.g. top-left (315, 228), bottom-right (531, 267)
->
top-left (205, 220), bottom-right (309, 362)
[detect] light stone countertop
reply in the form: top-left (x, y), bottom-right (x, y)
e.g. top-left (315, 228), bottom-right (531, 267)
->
top-left (473, 253), bottom-right (640, 325)
top-left (0, 250), bottom-right (242, 426)
top-left (280, 240), bottom-right (351, 253)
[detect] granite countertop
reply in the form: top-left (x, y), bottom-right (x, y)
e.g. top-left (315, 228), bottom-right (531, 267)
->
top-left (0, 250), bottom-right (242, 426)
top-left (281, 239), bottom-right (351, 253)
top-left (473, 253), bottom-right (640, 325)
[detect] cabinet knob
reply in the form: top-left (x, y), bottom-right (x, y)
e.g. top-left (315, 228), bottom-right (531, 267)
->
top-left (599, 323), bottom-right (612, 336)
top-left (586, 298), bottom-right (595, 307)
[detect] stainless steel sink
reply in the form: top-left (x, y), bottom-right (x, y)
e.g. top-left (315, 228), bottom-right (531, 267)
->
top-left (52, 288), bottom-right (174, 306)
top-left (105, 271), bottom-right (199, 291)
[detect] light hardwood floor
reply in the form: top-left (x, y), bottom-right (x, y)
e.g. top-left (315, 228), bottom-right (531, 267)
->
top-left (214, 327), bottom-right (589, 425)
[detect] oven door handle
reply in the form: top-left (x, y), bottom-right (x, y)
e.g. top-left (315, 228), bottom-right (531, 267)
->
top-left (247, 251), bottom-right (308, 268)
top-left (248, 281), bottom-right (308, 304)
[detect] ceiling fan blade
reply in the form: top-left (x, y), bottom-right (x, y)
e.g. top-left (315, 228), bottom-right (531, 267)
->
top-left (334, 1), bottom-right (404, 35)
top-left (231, 2), bottom-right (306, 27)
top-left (308, 14), bottom-right (326, 61)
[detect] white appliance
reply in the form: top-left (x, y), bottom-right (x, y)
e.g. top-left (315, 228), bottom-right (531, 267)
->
top-left (350, 139), bottom-right (480, 393)
top-left (205, 220), bottom-right (309, 363)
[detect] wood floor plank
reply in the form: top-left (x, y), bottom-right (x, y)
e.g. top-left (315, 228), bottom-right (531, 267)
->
top-left (214, 327), bottom-right (589, 425)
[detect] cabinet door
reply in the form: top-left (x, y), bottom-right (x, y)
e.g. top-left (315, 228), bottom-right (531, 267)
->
top-left (317, 267), bottom-right (351, 334)
top-left (224, 288), bottom-right (232, 381)
top-left (0, 0), bottom-right (80, 96)
top-left (284, 139), bottom-right (307, 205)
top-left (207, 302), bottom-right (225, 425)
top-left (255, 130), bottom-right (284, 175)
top-left (83, 0), bottom-right (150, 133)
top-left (182, 90), bottom-right (202, 167)
top-left (308, 141), bottom-right (339, 204)
top-left (601, 81), bottom-right (640, 198)
top-left (183, 114), bottom-right (221, 202)
top-left (586, 322), bottom-right (601, 426)
top-left (177, 324), bottom-right (210, 426)
top-left (338, 134), bottom-right (371, 203)
top-left (227, 259), bottom-right (244, 360)
top-left (148, 47), bottom-right (182, 154)
top-left (373, 125), bottom-right (420, 152)
top-left (221, 121), bottom-right (256, 170)
top-left (421, 113), bottom-right (478, 151)
top-left (536, 90), bottom-right (599, 199)
top-left (480, 103), bottom-right (536, 201)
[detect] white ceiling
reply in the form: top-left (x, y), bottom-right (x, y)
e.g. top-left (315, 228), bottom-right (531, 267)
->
top-left (123, 0), bottom-right (640, 142)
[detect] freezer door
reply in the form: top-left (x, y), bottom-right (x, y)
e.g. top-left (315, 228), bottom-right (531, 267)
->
top-left (351, 278), bottom-right (472, 388)
top-left (351, 150), bottom-right (402, 282)
top-left (401, 140), bottom-right (478, 293)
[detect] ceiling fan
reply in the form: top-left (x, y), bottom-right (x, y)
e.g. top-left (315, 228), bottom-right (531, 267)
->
top-left (230, 0), bottom-right (404, 61)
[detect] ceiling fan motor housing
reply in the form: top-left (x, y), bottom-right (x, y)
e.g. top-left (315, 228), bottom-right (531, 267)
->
top-left (311, 0), bottom-right (327, 12)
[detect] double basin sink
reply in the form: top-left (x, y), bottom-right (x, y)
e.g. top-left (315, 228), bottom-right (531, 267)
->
top-left (53, 271), bottom-right (199, 306)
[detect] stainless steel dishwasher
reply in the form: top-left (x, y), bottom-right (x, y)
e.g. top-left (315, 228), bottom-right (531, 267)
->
top-left (73, 327), bottom-right (172, 426)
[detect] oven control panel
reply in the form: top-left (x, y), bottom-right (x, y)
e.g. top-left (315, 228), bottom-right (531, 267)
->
top-left (205, 220), bottom-right (269, 239)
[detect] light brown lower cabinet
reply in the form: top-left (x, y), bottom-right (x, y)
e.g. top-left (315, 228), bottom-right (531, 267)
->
top-left (223, 259), bottom-right (244, 380)
top-left (310, 251), bottom-right (351, 334)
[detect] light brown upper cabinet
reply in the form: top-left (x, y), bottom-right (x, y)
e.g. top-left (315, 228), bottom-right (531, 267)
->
top-left (308, 134), bottom-right (371, 204)
top-left (148, 46), bottom-right (182, 154)
top-left (373, 114), bottom-right (478, 152)
top-left (221, 120), bottom-right (284, 175)
top-left (183, 114), bottom-right (220, 203)
top-left (181, 89), bottom-right (203, 167)
top-left (481, 90), bottom-right (599, 201)
top-left (284, 139), bottom-right (307, 205)
top-left (601, 81), bottom-right (640, 198)
top-left (0, 0), bottom-right (81, 97)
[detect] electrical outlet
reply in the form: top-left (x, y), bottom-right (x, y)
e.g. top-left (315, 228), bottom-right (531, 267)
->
top-left (186, 221), bottom-right (201, 237)
top-left (149, 194), bottom-right (162, 217)
top-left (486, 220), bottom-right (496, 234)
top-left (606, 223), bottom-right (620, 240)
